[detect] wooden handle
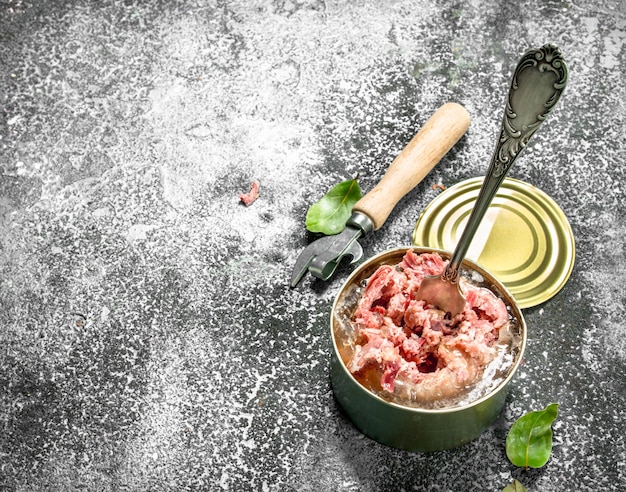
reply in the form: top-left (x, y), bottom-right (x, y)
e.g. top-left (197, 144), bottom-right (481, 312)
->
top-left (352, 102), bottom-right (470, 230)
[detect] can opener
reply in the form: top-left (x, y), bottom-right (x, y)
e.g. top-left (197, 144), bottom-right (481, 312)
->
top-left (290, 102), bottom-right (471, 288)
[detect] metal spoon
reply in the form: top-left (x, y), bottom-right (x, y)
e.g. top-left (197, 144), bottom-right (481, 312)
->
top-left (415, 45), bottom-right (568, 316)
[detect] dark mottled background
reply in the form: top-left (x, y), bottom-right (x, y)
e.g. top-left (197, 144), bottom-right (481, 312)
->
top-left (1, 0), bottom-right (624, 490)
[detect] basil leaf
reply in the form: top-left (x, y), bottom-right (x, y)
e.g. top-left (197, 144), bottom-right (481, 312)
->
top-left (305, 179), bottom-right (362, 235)
top-left (502, 479), bottom-right (528, 492)
top-left (506, 403), bottom-right (559, 469)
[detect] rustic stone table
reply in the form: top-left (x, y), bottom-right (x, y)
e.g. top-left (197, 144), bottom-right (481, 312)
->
top-left (1, 1), bottom-right (624, 490)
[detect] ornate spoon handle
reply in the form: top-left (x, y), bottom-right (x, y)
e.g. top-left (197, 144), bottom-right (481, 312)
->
top-left (444, 44), bottom-right (568, 281)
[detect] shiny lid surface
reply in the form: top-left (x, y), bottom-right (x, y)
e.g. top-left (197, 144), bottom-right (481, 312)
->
top-left (413, 177), bottom-right (575, 308)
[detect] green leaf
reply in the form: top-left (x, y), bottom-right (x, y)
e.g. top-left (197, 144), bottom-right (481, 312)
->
top-left (506, 403), bottom-right (559, 469)
top-left (502, 479), bottom-right (528, 492)
top-left (305, 179), bottom-right (362, 235)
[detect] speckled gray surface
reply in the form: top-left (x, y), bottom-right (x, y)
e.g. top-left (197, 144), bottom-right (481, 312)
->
top-left (1, 0), bottom-right (625, 491)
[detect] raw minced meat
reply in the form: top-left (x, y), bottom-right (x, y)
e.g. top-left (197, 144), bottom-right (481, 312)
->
top-left (345, 249), bottom-right (511, 405)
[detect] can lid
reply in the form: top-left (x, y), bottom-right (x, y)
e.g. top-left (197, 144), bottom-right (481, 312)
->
top-left (413, 177), bottom-right (575, 309)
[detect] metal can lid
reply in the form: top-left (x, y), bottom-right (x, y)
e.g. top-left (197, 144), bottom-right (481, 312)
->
top-left (413, 177), bottom-right (575, 309)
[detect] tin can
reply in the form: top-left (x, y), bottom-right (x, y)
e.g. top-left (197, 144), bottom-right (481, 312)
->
top-left (330, 247), bottom-right (527, 452)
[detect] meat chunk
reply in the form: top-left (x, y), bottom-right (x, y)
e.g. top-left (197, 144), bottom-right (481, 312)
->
top-left (347, 250), bottom-right (510, 405)
top-left (239, 180), bottom-right (260, 206)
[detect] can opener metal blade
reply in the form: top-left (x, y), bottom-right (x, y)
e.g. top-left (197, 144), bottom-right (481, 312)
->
top-left (290, 102), bottom-right (471, 288)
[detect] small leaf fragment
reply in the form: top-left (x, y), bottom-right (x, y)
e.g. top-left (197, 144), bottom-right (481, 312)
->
top-left (305, 179), bottom-right (362, 235)
top-left (506, 403), bottom-right (559, 469)
top-left (502, 479), bottom-right (528, 492)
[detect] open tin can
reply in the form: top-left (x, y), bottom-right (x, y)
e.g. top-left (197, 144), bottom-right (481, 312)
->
top-left (330, 246), bottom-right (527, 452)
